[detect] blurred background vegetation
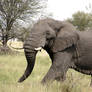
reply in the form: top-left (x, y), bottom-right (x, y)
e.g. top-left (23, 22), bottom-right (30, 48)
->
top-left (67, 11), bottom-right (92, 31)
top-left (0, 0), bottom-right (92, 92)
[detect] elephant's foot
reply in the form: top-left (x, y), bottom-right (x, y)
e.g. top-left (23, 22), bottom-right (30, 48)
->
top-left (41, 78), bottom-right (53, 86)
top-left (41, 68), bottom-right (67, 85)
top-left (41, 67), bottom-right (58, 85)
top-left (55, 75), bottom-right (66, 82)
top-left (41, 75), bottom-right (66, 85)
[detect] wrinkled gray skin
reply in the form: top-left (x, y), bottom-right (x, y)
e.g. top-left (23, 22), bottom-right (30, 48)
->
top-left (18, 18), bottom-right (92, 85)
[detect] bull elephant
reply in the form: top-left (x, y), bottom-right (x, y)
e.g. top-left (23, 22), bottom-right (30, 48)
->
top-left (18, 18), bottom-right (92, 85)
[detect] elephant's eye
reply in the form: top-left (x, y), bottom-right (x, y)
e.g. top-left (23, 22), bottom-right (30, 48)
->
top-left (46, 31), bottom-right (50, 35)
top-left (46, 31), bottom-right (51, 39)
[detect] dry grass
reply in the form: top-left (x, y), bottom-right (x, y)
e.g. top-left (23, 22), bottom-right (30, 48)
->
top-left (0, 53), bottom-right (92, 92)
top-left (0, 41), bottom-right (92, 92)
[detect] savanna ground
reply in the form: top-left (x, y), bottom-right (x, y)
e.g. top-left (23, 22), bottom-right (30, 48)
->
top-left (0, 41), bottom-right (92, 92)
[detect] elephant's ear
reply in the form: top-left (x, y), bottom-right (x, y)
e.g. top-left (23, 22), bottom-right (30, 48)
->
top-left (52, 30), bottom-right (79, 53)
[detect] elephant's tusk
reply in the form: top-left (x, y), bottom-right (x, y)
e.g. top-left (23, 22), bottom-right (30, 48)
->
top-left (35, 47), bottom-right (42, 51)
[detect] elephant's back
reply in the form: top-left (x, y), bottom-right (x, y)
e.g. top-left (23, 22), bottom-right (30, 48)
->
top-left (78, 31), bottom-right (92, 40)
top-left (77, 31), bottom-right (92, 47)
top-left (75, 31), bottom-right (92, 70)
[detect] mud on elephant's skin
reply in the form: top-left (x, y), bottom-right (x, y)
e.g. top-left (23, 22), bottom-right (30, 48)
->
top-left (18, 18), bottom-right (92, 86)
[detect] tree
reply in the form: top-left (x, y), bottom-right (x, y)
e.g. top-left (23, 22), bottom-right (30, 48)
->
top-left (0, 0), bottom-right (46, 47)
top-left (67, 11), bottom-right (92, 31)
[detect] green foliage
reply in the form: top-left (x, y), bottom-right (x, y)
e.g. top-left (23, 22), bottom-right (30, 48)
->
top-left (67, 11), bottom-right (92, 31)
top-left (0, 52), bottom-right (92, 92)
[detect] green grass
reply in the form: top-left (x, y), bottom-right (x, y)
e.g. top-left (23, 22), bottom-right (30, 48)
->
top-left (0, 51), bottom-right (92, 92)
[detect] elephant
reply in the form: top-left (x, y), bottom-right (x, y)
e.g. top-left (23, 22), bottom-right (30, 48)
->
top-left (18, 18), bottom-right (92, 85)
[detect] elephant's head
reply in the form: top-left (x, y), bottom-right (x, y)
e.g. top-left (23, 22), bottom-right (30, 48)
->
top-left (18, 18), bottom-right (78, 82)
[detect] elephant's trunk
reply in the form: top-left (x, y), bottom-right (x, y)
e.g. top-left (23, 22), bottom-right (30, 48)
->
top-left (18, 49), bottom-right (37, 82)
top-left (18, 32), bottom-right (46, 82)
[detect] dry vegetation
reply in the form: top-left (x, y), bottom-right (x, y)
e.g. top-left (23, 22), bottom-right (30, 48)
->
top-left (0, 42), bottom-right (92, 92)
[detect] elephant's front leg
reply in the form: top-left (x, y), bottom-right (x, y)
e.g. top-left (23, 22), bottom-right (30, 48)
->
top-left (41, 52), bottom-right (72, 84)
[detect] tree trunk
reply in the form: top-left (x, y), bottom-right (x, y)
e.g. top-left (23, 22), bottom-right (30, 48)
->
top-left (2, 35), bottom-right (8, 47)
top-left (1, 35), bottom-right (10, 54)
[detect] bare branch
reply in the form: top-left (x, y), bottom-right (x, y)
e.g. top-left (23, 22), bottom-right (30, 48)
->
top-left (0, 0), bottom-right (47, 46)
